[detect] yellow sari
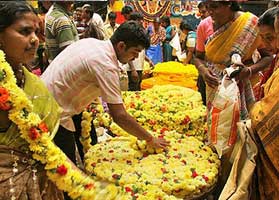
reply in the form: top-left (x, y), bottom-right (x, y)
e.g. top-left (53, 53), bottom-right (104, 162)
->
top-left (250, 57), bottom-right (279, 200)
top-left (0, 68), bottom-right (63, 200)
top-left (205, 12), bottom-right (261, 119)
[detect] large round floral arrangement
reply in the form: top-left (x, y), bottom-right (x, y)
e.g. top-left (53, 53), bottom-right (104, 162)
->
top-left (93, 85), bottom-right (207, 141)
top-left (85, 131), bottom-right (220, 199)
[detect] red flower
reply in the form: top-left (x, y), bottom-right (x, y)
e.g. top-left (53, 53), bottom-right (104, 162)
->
top-left (129, 102), bottom-right (136, 108)
top-left (191, 170), bottom-right (198, 178)
top-left (0, 101), bottom-right (11, 111)
top-left (56, 164), bottom-right (67, 175)
top-left (112, 174), bottom-right (121, 180)
top-left (29, 127), bottom-right (40, 140)
top-left (173, 154), bottom-right (181, 159)
top-left (38, 122), bottom-right (48, 133)
top-left (161, 105), bottom-right (167, 112)
top-left (85, 183), bottom-right (94, 189)
top-left (161, 168), bottom-right (167, 173)
top-left (181, 115), bottom-right (191, 125)
top-left (181, 159), bottom-right (187, 165)
top-left (125, 186), bottom-right (132, 193)
top-left (148, 119), bottom-right (156, 125)
top-left (202, 175), bottom-right (209, 182)
top-left (163, 177), bottom-right (168, 182)
top-left (0, 87), bottom-right (9, 103)
top-left (142, 152), bottom-right (148, 157)
top-left (175, 188), bottom-right (183, 193)
top-left (160, 127), bottom-right (168, 134)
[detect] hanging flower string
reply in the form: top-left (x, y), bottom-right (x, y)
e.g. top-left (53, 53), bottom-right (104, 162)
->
top-left (80, 110), bottom-right (93, 154)
top-left (0, 50), bottom-right (120, 200)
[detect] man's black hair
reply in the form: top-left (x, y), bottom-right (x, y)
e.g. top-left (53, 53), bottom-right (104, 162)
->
top-left (110, 21), bottom-right (150, 49)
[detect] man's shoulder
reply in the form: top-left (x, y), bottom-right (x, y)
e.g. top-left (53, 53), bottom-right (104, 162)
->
top-left (46, 10), bottom-right (71, 26)
top-left (48, 9), bottom-right (67, 18)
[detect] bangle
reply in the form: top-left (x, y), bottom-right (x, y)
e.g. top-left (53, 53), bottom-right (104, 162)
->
top-left (197, 63), bottom-right (206, 70)
top-left (247, 67), bottom-right (252, 78)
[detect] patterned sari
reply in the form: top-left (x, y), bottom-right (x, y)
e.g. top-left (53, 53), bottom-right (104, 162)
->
top-left (162, 25), bottom-right (173, 62)
top-left (250, 55), bottom-right (279, 200)
top-left (205, 12), bottom-right (261, 120)
top-left (0, 68), bottom-right (64, 200)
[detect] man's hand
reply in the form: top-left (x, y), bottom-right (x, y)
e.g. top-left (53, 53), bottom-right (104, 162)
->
top-left (147, 137), bottom-right (170, 150)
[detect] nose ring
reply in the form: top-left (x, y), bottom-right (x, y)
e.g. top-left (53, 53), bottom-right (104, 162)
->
top-left (30, 37), bottom-right (37, 43)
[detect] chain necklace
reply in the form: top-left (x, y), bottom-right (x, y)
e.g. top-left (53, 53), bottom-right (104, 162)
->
top-left (14, 66), bottom-right (25, 88)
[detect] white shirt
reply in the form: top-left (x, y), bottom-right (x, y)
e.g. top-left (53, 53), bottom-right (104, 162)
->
top-left (41, 38), bottom-right (123, 131)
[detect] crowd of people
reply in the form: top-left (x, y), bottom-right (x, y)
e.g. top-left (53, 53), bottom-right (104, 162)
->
top-left (0, 0), bottom-right (278, 199)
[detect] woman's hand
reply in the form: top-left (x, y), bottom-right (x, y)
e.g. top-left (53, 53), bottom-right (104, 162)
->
top-left (235, 66), bottom-right (251, 81)
top-left (203, 68), bottom-right (219, 88)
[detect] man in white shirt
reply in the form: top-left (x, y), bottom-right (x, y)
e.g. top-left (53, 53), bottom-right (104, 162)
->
top-left (42, 21), bottom-right (169, 166)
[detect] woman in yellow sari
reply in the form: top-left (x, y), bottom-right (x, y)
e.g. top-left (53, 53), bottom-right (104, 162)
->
top-left (194, 1), bottom-right (273, 197)
top-left (195, 1), bottom-right (272, 120)
top-left (0, 2), bottom-right (64, 199)
top-left (250, 7), bottom-right (279, 200)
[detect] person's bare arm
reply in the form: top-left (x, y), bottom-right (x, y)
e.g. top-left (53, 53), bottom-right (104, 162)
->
top-left (128, 61), bottom-right (138, 82)
top-left (194, 50), bottom-right (219, 88)
top-left (184, 47), bottom-right (194, 65)
top-left (237, 48), bottom-right (273, 80)
top-left (108, 103), bottom-right (169, 149)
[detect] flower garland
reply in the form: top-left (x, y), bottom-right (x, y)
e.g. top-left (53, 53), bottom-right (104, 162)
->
top-left (0, 50), bottom-right (121, 200)
top-left (80, 111), bottom-right (93, 154)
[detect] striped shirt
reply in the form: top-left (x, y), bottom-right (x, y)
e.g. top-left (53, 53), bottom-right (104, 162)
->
top-left (45, 3), bottom-right (79, 62)
top-left (41, 38), bottom-right (123, 131)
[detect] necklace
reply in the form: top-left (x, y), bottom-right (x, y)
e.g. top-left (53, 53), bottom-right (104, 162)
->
top-left (15, 67), bottom-right (25, 88)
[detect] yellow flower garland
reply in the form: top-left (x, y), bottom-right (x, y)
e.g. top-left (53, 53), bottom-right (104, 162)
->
top-left (80, 111), bottom-right (93, 154)
top-left (0, 50), bottom-right (121, 200)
